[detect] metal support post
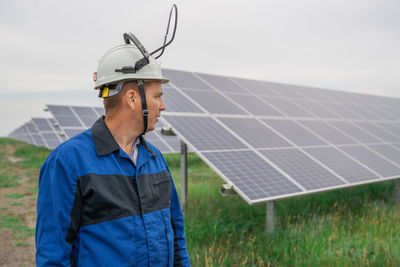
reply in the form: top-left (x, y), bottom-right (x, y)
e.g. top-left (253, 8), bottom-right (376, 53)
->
top-left (266, 201), bottom-right (275, 234)
top-left (180, 141), bottom-right (188, 214)
top-left (395, 179), bottom-right (400, 205)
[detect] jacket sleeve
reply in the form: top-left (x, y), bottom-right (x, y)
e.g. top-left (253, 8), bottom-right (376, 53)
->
top-left (35, 148), bottom-right (81, 266)
top-left (164, 160), bottom-right (190, 266)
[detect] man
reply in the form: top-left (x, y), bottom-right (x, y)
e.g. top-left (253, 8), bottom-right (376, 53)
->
top-left (35, 33), bottom-right (190, 266)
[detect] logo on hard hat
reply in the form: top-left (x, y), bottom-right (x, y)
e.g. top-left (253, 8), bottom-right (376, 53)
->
top-left (93, 72), bottom-right (97, 82)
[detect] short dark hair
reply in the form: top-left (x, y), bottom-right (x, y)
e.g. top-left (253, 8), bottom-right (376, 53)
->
top-left (103, 82), bottom-right (135, 115)
top-left (103, 81), bottom-right (152, 115)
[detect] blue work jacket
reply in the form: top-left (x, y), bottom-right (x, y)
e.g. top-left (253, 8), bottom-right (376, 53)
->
top-left (35, 117), bottom-right (190, 266)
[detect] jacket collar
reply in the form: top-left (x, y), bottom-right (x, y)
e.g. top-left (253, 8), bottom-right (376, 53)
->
top-left (92, 116), bottom-right (120, 156)
top-left (91, 116), bottom-right (158, 158)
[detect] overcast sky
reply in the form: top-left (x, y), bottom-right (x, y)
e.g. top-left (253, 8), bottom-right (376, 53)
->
top-left (1, 0), bottom-right (399, 136)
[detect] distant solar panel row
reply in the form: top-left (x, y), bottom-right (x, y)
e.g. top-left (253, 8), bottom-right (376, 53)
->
top-left (46, 105), bottom-right (181, 154)
top-left (8, 118), bottom-right (65, 149)
top-left (159, 69), bottom-right (400, 204)
top-left (8, 105), bottom-right (182, 154)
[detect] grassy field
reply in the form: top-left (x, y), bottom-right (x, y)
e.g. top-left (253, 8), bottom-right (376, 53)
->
top-left (1, 137), bottom-right (400, 266)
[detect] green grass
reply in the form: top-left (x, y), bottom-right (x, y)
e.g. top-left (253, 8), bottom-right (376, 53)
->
top-left (0, 214), bottom-right (35, 240)
top-left (6, 193), bottom-right (26, 199)
top-left (0, 173), bottom-right (20, 188)
top-left (1, 138), bottom-right (400, 265)
top-left (14, 144), bottom-right (50, 169)
top-left (165, 153), bottom-right (400, 266)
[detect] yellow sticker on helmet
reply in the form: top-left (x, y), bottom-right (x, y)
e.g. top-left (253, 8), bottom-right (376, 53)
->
top-left (102, 87), bottom-right (109, 98)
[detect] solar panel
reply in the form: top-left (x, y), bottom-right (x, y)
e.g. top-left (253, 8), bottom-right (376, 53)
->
top-left (159, 68), bottom-right (400, 204)
top-left (162, 115), bottom-right (247, 151)
top-left (326, 121), bottom-right (380, 144)
top-left (8, 124), bottom-right (32, 144)
top-left (290, 99), bottom-right (341, 119)
top-left (183, 90), bottom-right (247, 115)
top-left (261, 97), bottom-right (315, 118)
top-left (71, 106), bottom-right (99, 127)
top-left (260, 148), bottom-right (345, 190)
top-left (197, 73), bottom-right (247, 93)
top-left (25, 122), bottom-right (45, 147)
top-left (298, 120), bottom-right (356, 145)
top-left (31, 118), bottom-right (63, 149)
top-left (218, 118), bottom-right (292, 149)
top-left (201, 150), bottom-right (302, 201)
top-left (262, 119), bottom-right (328, 146)
top-left (227, 94), bottom-right (284, 116)
top-left (367, 144), bottom-right (400, 166)
top-left (354, 122), bottom-right (400, 142)
top-left (162, 87), bottom-right (204, 113)
top-left (163, 69), bottom-right (214, 91)
top-left (304, 147), bottom-right (379, 183)
top-left (338, 145), bottom-right (400, 178)
top-left (46, 104), bottom-right (182, 154)
top-left (233, 78), bottom-right (281, 97)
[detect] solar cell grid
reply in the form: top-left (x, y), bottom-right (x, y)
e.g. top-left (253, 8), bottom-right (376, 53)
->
top-left (226, 94), bottom-right (284, 116)
top-left (290, 100), bottom-right (340, 119)
top-left (162, 87), bottom-right (204, 113)
top-left (32, 134), bottom-right (45, 146)
top-left (55, 116), bottom-right (84, 127)
top-left (375, 123), bottom-right (400, 138)
top-left (8, 125), bottom-right (31, 144)
top-left (233, 78), bottom-right (281, 97)
top-left (261, 96), bottom-right (315, 118)
top-left (196, 73), bottom-right (246, 93)
top-left (183, 90), bottom-right (247, 115)
top-left (260, 148), bottom-right (345, 190)
top-left (264, 82), bottom-right (307, 99)
top-left (71, 106), bottom-right (97, 117)
top-left (202, 150), bottom-right (302, 201)
top-left (367, 144), bottom-right (400, 166)
top-left (326, 121), bottom-right (380, 144)
top-left (366, 105), bottom-right (398, 121)
top-left (321, 102), bottom-right (360, 119)
top-left (94, 107), bottom-right (105, 116)
top-left (354, 122), bottom-right (400, 142)
top-left (339, 145), bottom-right (400, 178)
top-left (304, 147), bottom-right (379, 183)
top-left (64, 129), bottom-right (86, 139)
top-left (263, 119), bottom-right (328, 146)
top-left (345, 104), bottom-right (383, 120)
top-left (320, 90), bottom-right (352, 104)
top-left (48, 105), bottom-right (74, 116)
top-left (162, 115), bottom-right (248, 151)
top-left (32, 118), bottom-right (53, 131)
top-left (290, 85), bottom-right (333, 102)
top-left (79, 116), bottom-right (98, 128)
top-left (164, 69), bottom-right (215, 90)
top-left (218, 118), bottom-right (292, 149)
top-left (298, 120), bottom-right (357, 145)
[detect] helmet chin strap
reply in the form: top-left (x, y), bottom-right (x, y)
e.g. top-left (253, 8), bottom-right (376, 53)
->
top-left (137, 80), bottom-right (148, 136)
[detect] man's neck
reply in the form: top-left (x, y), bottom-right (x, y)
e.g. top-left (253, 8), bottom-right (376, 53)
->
top-left (104, 115), bottom-right (142, 155)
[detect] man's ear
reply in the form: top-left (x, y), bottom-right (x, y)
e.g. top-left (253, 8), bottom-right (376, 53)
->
top-left (125, 89), bottom-right (138, 109)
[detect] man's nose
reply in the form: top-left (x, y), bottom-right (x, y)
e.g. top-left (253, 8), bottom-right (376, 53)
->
top-left (160, 98), bottom-right (166, 111)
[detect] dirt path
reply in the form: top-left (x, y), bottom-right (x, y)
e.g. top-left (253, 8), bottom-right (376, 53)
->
top-left (0, 143), bottom-right (37, 267)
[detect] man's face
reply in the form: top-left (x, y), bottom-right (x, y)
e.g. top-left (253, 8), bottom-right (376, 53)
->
top-left (144, 81), bottom-right (166, 132)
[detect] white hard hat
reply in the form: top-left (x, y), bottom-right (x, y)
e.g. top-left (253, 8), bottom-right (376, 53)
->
top-left (94, 43), bottom-right (169, 97)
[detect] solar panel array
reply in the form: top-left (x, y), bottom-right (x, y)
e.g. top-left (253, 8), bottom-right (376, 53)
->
top-left (159, 69), bottom-right (400, 204)
top-left (46, 105), bottom-right (181, 154)
top-left (8, 105), bottom-right (181, 153)
top-left (8, 118), bottom-right (65, 149)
